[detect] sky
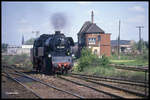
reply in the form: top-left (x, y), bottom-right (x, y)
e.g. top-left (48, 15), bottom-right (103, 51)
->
top-left (2, 1), bottom-right (149, 46)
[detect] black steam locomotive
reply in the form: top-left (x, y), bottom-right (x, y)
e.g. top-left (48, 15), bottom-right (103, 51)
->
top-left (30, 31), bottom-right (74, 74)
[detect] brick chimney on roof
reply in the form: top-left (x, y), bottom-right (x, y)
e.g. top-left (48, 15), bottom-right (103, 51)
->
top-left (22, 34), bottom-right (24, 45)
top-left (91, 11), bottom-right (94, 23)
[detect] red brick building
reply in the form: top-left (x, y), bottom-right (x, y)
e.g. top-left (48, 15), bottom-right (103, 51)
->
top-left (78, 11), bottom-right (111, 57)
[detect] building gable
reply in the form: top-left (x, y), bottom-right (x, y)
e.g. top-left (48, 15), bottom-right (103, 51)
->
top-left (86, 24), bottom-right (105, 34)
top-left (78, 21), bottom-right (105, 35)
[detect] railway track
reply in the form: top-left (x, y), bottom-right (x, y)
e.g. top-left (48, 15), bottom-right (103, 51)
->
top-left (2, 72), bottom-right (42, 98)
top-left (2, 65), bottom-right (118, 98)
top-left (109, 64), bottom-right (148, 72)
top-left (30, 73), bottom-right (117, 98)
top-left (60, 76), bottom-right (147, 98)
top-left (58, 75), bottom-right (125, 98)
top-left (69, 73), bottom-right (149, 96)
top-left (70, 73), bottom-right (149, 84)
top-left (70, 74), bottom-right (147, 88)
top-left (2, 66), bottom-right (84, 99)
top-left (69, 74), bottom-right (148, 97)
top-left (2, 65), bottom-right (148, 98)
top-left (60, 73), bottom-right (148, 98)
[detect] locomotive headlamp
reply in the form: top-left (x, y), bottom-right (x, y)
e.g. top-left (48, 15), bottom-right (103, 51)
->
top-left (67, 52), bottom-right (70, 55)
top-left (72, 54), bottom-right (75, 57)
top-left (48, 54), bottom-right (51, 58)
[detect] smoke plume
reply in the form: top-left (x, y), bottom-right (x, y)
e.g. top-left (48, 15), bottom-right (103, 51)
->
top-left (51, 12), bottom-right (67, 31)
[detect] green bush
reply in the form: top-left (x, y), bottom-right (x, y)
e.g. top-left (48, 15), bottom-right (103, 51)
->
top-left (99, 55), bottom-right (109, 66)
top-left (74, 48), bottom-right (110, 72)
top-left (11, 54), bottom-right (28, 64)
top-left (2, 54), bottom-right (31, 65)
top-left (72, 48), bottom-right (146, 81)
top-left (133, 50), bottom-right (149, 66)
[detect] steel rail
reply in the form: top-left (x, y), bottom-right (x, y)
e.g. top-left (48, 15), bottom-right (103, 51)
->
top-left (70, 73), bottom-right (148, 84)
top-left (70, 75), bottom-right (147, 97)
top-left (2, 72), bottom-right (42, 99)
top-left (58, 76), bottom-right (125, 98)
top-left (70, 74), bottom-right (148, 88)
top-left (4, 66), bottom-right (84, 99)
top-left (109, 64), bottom-right (148, 72)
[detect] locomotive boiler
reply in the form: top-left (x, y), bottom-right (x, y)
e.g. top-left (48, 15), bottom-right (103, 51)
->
top-left (30, 31), bottom-right (74, 74)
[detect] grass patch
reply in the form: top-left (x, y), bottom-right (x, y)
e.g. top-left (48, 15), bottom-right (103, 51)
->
top-left (2, 54), bottom-right (33, 71)
top-left (82, 65), bottom-right (115, 77)
top-left (110, 59), bottom-right (148, 66)
top-left (110, 52), bottom-right (149, 66)
top-left (73, 64), bottom-right (147, 81)
top-left (110, 60), bottom-right (135, 63)
top-left (72, 48), bottom-right (148, 81)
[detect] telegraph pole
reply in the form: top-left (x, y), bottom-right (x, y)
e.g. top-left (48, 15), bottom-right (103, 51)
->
top-left (118, 20), bottom-right (121, 59)
top-left (136, 26), bottom-right (144, 54)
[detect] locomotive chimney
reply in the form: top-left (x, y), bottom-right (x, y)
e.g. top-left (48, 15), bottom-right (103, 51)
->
top-left (91, 10), bottom-right (94, 23)
top-left (55, 31), bottom-right (61, 34)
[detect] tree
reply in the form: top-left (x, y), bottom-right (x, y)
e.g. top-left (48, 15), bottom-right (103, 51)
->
top-left (2, 43), bottom-right (8, 52)
top-left (143, 41), bottom-right (148, 49)
top-left (137, 39), bottom-right (148, 53)
top-left (131, 40), bottom-right (148, 55)
top-left (24, 38), bottom-right (35, 45)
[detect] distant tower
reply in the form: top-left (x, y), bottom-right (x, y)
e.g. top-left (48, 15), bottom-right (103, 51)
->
top-left (91, 11), bottom-right (94, 23)
top-left (22, 34), bottom-right (24, 45)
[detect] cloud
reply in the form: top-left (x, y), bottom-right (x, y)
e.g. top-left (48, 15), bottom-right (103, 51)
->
top-left (19, 18), bottom-right (28, 24)
top-left (17, 26), bottom-right (34, 33)
top-left (128, 5), bottom-right (145, 12)
top-left (127, 15), bottom-right (145, 23)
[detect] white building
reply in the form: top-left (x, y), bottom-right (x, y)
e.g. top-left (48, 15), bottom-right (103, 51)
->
top-left (7, 45), bottom-right (22, 55)
top-left (111, 40), bottom-right (135, 54)
top-left (6, 45), bottom-right (33, 56)
top-left (22, 45), bottom-right (33, 48)
top-left (21, 45), bottom-right (33, 56)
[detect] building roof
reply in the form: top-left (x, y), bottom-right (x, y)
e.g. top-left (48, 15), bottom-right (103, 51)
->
top-left (7, 45), bottom-right (21, 48)
top-left (111, 40), bottom-right (133, 46)
top-left (78, 21), bottom-right (105, 34)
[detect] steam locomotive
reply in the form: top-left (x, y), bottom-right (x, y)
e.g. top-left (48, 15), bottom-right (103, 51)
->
top-left (30, 31), bottom-right (74, 74)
